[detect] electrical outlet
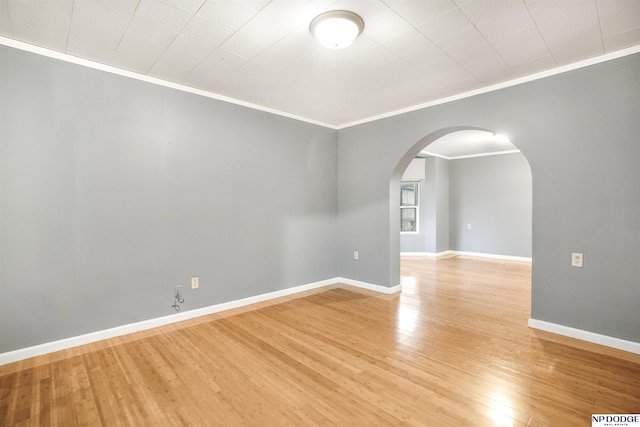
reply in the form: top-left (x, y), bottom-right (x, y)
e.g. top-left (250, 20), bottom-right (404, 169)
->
top-left (467, 224), bottom-right (472, 230)
top-left (354, 250), bottom-right (359, 260)
top-left (571, 253), bottom-right (583, 268)
top-left (191, 277), bottom-right (199, 289)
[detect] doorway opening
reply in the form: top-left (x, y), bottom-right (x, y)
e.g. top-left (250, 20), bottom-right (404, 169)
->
top-left (390, 127), bottom-right (533, 307)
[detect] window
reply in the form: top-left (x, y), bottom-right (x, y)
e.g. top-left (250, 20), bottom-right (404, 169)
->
top-left (401, 181), bottom-right (419, 233)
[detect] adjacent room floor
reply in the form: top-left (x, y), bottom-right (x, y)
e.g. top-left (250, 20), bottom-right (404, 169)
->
top-left (1, 256), bottom-right (639, 426)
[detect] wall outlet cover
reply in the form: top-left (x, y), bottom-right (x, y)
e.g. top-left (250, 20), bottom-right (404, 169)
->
top-left (571, 253), bottom-right (584, 268)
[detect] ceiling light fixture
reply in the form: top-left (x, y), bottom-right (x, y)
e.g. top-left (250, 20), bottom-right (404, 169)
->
top-left (309, 10), bottom-right (364, 50)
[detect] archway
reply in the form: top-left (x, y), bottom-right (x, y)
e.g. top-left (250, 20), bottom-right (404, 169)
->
top-left (389, 126), bottom-right (532, 291)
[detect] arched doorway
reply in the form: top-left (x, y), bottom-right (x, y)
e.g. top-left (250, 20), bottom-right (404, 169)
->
top-left (389, 126), bottom-right (532, 293)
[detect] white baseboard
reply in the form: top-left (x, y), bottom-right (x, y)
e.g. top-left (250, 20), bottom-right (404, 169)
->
top-left (337, 277), bottom-right (402, 294)
top-left (0, 277), bottom-right (397, 365)
top-left (528, 318), bottom-right (640, 355)
top-left (401, 250), bottom-right (532, 262)
top-left (400, 250), bottom-right (452, 257)
top-left (400, 252), bottom-right (432, 256)
top-left (452, 251), bottom-right (532, 262)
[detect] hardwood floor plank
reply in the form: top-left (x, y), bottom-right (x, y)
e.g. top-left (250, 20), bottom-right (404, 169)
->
top-left (1, 256), bottom-right (639, 426)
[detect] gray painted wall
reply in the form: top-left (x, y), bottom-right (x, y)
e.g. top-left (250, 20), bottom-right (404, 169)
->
top-left (1, 45), bottom-right (638, 353)
top-left (434, 158), bottom-right (450, 253)
top-left (0, 46), bottom-right (338, 353)
top-left (449, 153), bottom-right (532, 257)
top-left (338, 53), bottom-right (640, 343)
top-left (401, 153), bottom-right (529, 256)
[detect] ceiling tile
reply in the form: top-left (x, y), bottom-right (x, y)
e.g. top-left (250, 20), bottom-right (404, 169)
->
top-left (164, 0), bottom-right (206, 14)
top-left (111, 41), bottom-right (166, 74)
top-left (180, 14), bottom-right (235, 48)
top-left (135, 0), bottom-right (195, 33)
top-left (341, 36), bottom-right (402, 69)
top-left (436, 27), bottom-right (493, 62)
top-left (66, 36), bottom-right (116, 63)
top-left (475, 6), bottom-right (536, 42)
top-left (95, 0), bottom-right (139, 16)
top-left (603, 27), bottom-right (640, 52)
top-left (196, 0), bottom-right (259, 30)
top-left (7, 0), bottom-right (73, 34)
top-left (309, 0), bottom-right (339, 7)
top-left (328, 0), bottom-right (389, 21)
top-left (272, 26), bottom-right (320, 57)
top-left (527, 0), bottom-right (599, 40)
top-left (150, 33), bottom-right (216, 79)
top-left (459, 0), bottom-right (524, 24)
top-left (393, 0), bottom-right (458, 27)
top-left (67, 0), bottom-right (132, 59)
top-left (491, 26), bottom-right (550, 67)
top-left (463, 49), bottom-right (512, 84)
top-left (0, 0), bottom-right (13, 36)
top-left (417, 7), bottom-right (474, 43)
top-left (420, 56), bottom-right (477, 86)
top-left (364, 8), bottom-right (413, 44)
top-left (244, 0), bottom-right (272, 10)
top-left (359, 58), bottom-right (427, 88)
top-left (597, 0), bottom-right (640, 38)
top-left (510, 54), bottom-right (556, 77)
top-left (188, 49), bottom-right (247, 88)
top-left (220, 10), bottom-right (296, 60)
top-left (112, 16), bottom-right (178, 74)
top-left (259, 0), bottom-right (320, 33)
top-left (546, 24), bottom-right (604, 65)
top-left (6, 0), bottom-right (73, 50)
top-left (441, 78), bottom-right (482, 94)
top-left (250, 47), bottom-right (300, 76)
top-left (383, 30), bottom-right (449, 67)
top-left (6, 19), bottom-right (68, 51)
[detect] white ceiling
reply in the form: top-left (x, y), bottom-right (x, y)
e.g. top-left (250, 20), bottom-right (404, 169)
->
top-left (1, 0), bottom-right (639, 127)
top-left (420, 130), bottom-right (519, 159)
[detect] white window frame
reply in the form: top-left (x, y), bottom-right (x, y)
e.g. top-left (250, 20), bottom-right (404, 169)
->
top-left (400, 181), bottom-right (419, 234)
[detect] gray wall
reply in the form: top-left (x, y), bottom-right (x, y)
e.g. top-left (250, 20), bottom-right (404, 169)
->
top-left (0, 46), bottom-right (338, 353)
top-left (338, 53), bottom-right (640, 343)
top-left (401, 153), bottom-right (530, 257)
top-left (2, 45), bottom-right (638, 353)
top-left (449, 153), bottom-right (532, 257)
top-left (435, 158), bottom-right (450, 253)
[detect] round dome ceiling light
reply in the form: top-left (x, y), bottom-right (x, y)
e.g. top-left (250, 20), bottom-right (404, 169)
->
top-left (309, 10), bottom-right (364, 50)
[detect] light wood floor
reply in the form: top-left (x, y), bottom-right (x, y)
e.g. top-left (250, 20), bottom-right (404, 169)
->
top-left (2, 256), bottom-right (639, 426)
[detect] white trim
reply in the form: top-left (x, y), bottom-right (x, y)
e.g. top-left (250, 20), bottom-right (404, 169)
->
top-left (420, 149), bottom-right (521, 161)
top-left (0, 36), bottom-right (338, 130)
top-left (337, 44), bottom-right (640, 129)
top-left (528, 319), bottom-right (640, 355)
top-left (401, 252), bottom-right (435, 256)
top-left (2, 36), bottom-right (639, 131)
top-left (400, 250), bottom-right (453, 258)
top-left (0, 277), bottom-right (399, 365)
top-left (336, 277), bottom-right (401, 295)
top-left (401, 250), bottom-right (531, 262)
top-left (452, 251), bottom-right (532, 262)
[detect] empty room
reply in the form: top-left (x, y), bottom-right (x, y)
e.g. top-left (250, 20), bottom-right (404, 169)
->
top-left (1, 1), bottom-right (639, 425)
